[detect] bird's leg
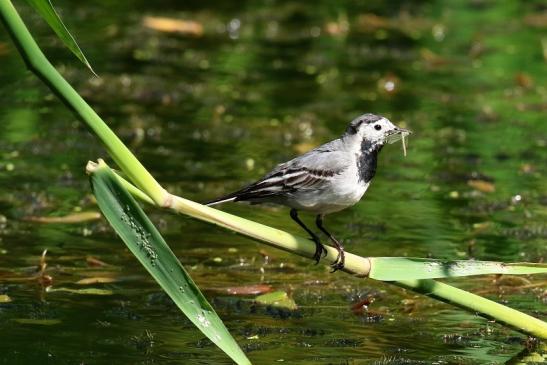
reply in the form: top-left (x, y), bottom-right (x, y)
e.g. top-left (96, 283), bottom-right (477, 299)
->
top-left (315, 214), bottom-right (345, 272)
top-left (290, 209), bottom-right (326, 264)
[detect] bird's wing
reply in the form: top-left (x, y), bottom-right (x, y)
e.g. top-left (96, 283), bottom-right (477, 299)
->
top-left (219, 149), bottom-right (350, 202)
top-left (205, 138), bottom-right (351, 205)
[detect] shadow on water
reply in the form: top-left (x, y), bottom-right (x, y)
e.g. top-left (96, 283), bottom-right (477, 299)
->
top-left (0, 0), bottom-right (545, 363)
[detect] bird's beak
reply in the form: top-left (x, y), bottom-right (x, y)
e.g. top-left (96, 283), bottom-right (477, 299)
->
top-left (385, 127), bottom-right (412, 144)
top-left (394, 127), bottom-right (412, 135)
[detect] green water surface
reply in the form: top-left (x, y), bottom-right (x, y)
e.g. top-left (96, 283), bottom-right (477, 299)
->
top-left (0, 0), bottom-right (545, 364)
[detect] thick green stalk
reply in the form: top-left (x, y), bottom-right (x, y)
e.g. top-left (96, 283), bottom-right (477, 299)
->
top-left (0, 0), bottom-right (166, 206)
top-left (395, 280), bottom-right (547, 339)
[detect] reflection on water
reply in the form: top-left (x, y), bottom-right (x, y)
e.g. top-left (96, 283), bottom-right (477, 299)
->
top-left (0, 0), bottom-right (545, 363)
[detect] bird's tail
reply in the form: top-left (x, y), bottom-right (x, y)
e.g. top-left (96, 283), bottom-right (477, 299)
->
top-left (204, 179), bottom-right (275, 206)
top-left (203, 188), bottom-right (244, 206)
top-left (204, 195), bottom-right (237, 206)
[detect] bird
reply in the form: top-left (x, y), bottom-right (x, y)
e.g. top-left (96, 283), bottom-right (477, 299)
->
top-left (206, 113), bottom-right (410, 271)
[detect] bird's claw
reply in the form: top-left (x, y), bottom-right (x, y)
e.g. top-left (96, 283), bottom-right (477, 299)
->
top-left (311, 239), bottom-right (327, 265)
top-left (329, 246), bottom-right (345, 273)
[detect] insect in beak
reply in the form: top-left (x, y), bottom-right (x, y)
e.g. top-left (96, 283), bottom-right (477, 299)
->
top-left (385, 127), bottom-right (412, 156)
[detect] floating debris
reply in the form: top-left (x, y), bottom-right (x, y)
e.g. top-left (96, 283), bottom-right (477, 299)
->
top-left (23, 211), bottom-right (101, 224)
top-left (468, 179), bottom-right (496, 193)
top-left (0, 294), bottom-right (11, 303)
top-left (142, 16), bottom-right (203, 36)
top-left (76, 277), bottom-right (117, 285)
top-left (255, 291), bottom-right (297, 311)
top-left (223, 284), bottom-right (273, 296)
top-left (46, 287), bottom-right (114, 295)
top-left (37, 249), bottom-right (53, 287)
top-left (86, 256), bottom-right (109, 267)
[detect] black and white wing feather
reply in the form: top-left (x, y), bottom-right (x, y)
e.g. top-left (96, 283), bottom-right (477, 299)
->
top-left (206, 140), bottom-right (350, 206)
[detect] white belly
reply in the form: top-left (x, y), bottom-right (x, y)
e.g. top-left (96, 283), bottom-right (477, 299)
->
top-left (287, 176), bottom-right (370, 214)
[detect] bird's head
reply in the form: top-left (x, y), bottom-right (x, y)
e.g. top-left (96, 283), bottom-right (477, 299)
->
top-left (344, 113), bottom-right (410, 147)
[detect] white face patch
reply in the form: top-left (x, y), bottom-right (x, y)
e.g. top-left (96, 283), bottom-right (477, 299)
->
top-left (358, 117), bottom-right (397, 144)
top-left (345, 114), bottom-right (411, 156)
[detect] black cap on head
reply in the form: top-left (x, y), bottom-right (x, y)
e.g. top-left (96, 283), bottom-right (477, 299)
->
top-left (346, 114), bottom-right (383, 135)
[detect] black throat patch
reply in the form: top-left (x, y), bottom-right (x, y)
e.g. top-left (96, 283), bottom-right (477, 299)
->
top-left (357, 139), bottom-right (383, 183)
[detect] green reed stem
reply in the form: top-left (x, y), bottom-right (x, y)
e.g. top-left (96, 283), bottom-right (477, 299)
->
top-left (395, 280), bottom-right (547, 339)
top-left (0, 0), bottom-right (167, 206)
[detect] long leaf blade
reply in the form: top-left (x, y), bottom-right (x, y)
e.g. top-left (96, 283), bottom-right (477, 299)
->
top-left (25, 0), bottom-right (95, 74)
top-left (89, 162), bottom-right (251, 365)
top-left (369, 257), bottom-right (547, 281)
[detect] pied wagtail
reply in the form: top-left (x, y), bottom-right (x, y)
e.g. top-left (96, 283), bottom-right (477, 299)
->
top-left (206, 113), bottom-right (410, 271)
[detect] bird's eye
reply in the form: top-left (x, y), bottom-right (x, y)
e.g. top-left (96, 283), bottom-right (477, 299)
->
top-left (374, 124), bottom-right (382, 131)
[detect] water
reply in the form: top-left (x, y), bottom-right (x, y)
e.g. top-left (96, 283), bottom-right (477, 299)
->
top-left (0, 0), bottom-right (545, 364)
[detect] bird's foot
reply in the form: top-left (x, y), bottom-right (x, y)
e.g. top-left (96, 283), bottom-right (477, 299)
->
top-left (311, 238), bottom-right (327, 264)
top-left (330, 245), bottom-right (345, 272)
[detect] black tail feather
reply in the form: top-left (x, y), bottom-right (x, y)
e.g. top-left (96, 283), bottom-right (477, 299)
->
top-left (204, 181), bottom-right (281, 206)
top-left (204, 192), bottom-right (239, 206)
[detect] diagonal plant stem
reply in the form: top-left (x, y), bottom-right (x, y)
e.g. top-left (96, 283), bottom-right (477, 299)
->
top-left (2, 0), bottom-right (546, 340)
top-left (0, 0), bottom-right (167, 207)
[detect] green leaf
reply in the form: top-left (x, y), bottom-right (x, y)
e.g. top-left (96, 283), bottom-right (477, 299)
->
top-left (24, 0), bottom-right (95, 74)
top-left (369, 257), bottom-right (547, 281)
top-left (255, 291), bottom-right (298, 311)
top-left (89, 162), bottom-right (251, 365)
